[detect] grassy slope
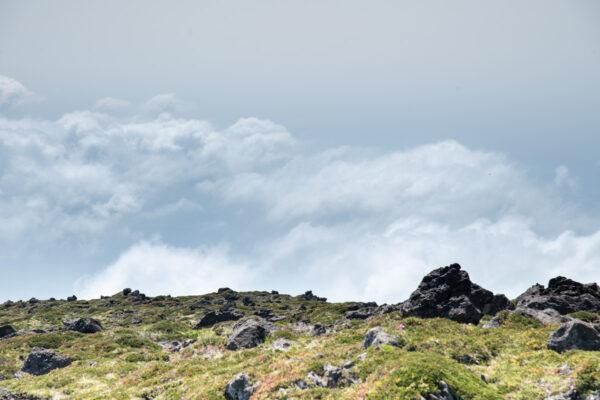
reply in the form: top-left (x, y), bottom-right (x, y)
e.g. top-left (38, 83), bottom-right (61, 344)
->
top-left (1, 291), bottom-right (599, 399)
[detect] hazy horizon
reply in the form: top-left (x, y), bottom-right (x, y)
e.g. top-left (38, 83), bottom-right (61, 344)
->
top-left (1, 0), bottom-right (600, 303)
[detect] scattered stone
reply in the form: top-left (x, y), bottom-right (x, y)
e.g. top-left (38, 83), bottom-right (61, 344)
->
top-left (306, 362), bottom-right (357, 388)
top-left (547, 320), bottom-right (600, 353)
top-left (362, 327), bottom-right (401, 349)
top-left (21, 347), bottom-right (72, 376)
top-left (0, 325), bottom-right (16, 339)
top-left (357, 352), bottom-right (367, 362)
top-left (271, 338), bottom-right (293, 351)
top-left (62, 318), bottom-right (103, 333)
top-left (66, 295), bottom-right (77, 302)
top-left (482, 316), bottom-right (504, 329)
top-left (295, 379), bottom-right (310, 390)
top-left (242, 297), bottom-right (255, 307)
top-left (226, 319), bottom-right (268, 350)
top-left (194, 310), bottom-right (244, 329)
top-left (516, 276), bottom-right (600, 315)
top-left (426, 381), bottom-right (455, 400)
top-left (310, 323), bottom-right (327, 336)
top-left (122, 288), bottom-right (132, 296)
top-left (401, 263), bottom-right (513, 324)
top-left (28, 298), bottom-right (39, 304)
top-left (302, 290), bottom-right (327, 302)
top-left (224, 373), bottom-right (256, 400)
top-left (157, 339), bottom-right (196, 353)
top-left (344, 309), bottom-right (376, 320)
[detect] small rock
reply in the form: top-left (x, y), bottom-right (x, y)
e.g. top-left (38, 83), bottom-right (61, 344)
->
top-left (302, 290), bottom-right (327, 302)
top-left (62, 318), bottom-right (103, 333)
top-left (224, 373), bottom-right (256, 400)
top-left (271, 338), bottom-right (293, 351)
top-left (310, 323), bottom-right (327, 336)
top-left (362, 327), bottom-right (401, 349)
top-left (122, 288), bottom-right (132, 296)
top-left (426, 381), bottom-right (455, 400)
top-left (295, 379), bottom-right (310, 389)
top-left (558, 364), bottom-right (573, 375)
top-left (357, 352), bottom-right (367, 362)
top-left (482, 317), bottom-right (504, 329)
top-left (21, 347), bottom-right (72, 376)
top-left (66, 295), bottom-right (77, 302)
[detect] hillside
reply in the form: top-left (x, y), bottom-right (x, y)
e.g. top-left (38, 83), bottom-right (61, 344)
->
top-left (1, 264), bottom-right (600, 400)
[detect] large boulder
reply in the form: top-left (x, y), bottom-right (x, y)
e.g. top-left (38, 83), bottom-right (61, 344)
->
top-left (0, 325), bottom-right (17, 339)
top-left (547, 320), bottom-right (600, 353)
top-left (62, 318), bottom-right (103, 333)
top-left (194, 310), bottom-right (244, 329)
top-left (516, 276), bottom-right (600, 315)
top-left (224, 373), bottom-right (256, 400)
top-left (21, 347), bottom-right (72, 376)
top-left (401, 263), bottom-right (513, 324)
top-left (362, 327), bottom-right (401, 349)
top-left (513, 307), bottom-right (571, 324)
top-left (226, 319), bottom-right (268, 350)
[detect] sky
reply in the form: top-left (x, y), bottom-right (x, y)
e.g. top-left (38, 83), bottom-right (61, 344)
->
top-left (0, 0), bottom-right (600, 303)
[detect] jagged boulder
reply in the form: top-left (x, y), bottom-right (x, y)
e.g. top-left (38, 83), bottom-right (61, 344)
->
top-left (226, 319), bottom-right (268, 350)
top-left (401, 263), bottom-right (513, 324)
top-left (310, 323), bottom-right (327, 336)
top-left (516, 276), bottom-right (600, 315)
top-left (194, 310), bottom-right (244, 329)
top-left (0, 325), bottom-right (16, 339)
top-left (224, 373), bottom-right (256, 400)
top-left (302, 291), bottom-right (327, 302)
top-left (513, 307), bottom-right (571, 324)
top-left (426, 381), bottom-right (456, 400)
top-left (547, 320), bottom-right (600, 353)
top-left (362, 327), bottom-right (401, 349)
top-left (21, 347), bottom-right (72, 376)
top-left (62, 318), bottom-right (103, 333)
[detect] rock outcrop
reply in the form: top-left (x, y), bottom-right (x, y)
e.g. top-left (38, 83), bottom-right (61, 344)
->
top-left (194, 310), bottom-right (244, 329)
top-left (226, 319), bottom-right (268, 350)
top-left (401, 263), bottom-right (513, 324)
top-left (547, 320), bottom-right (600, 353)
top-left (224, 373), bottom-right (256, 400)
top-left (516, 276), bottom-right (600, 315)
top-left (362, 327), bottom-right (401, 349)
top-left (21, 347), bottom-right (72, 376)
top-left (62, 318), bottom-right (103, 333)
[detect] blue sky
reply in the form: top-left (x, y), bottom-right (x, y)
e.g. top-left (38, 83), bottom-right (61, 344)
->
top-left (1, 0), bottom-right (599, 303)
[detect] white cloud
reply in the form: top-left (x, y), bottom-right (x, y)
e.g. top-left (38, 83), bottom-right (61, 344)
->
top-left (76, 240), bottom-right (253, 298)
top-left (0, 75), bottom-right (36, 108)
top-left (93, 97), bottom-right (131, 114)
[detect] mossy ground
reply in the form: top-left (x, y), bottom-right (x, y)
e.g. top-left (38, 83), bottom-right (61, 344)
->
top-left (1, 292), bottom-right (599, 399)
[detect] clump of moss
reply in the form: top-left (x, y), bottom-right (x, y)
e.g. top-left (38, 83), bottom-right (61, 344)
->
top-left (569, 311), bottom-right (600, 323)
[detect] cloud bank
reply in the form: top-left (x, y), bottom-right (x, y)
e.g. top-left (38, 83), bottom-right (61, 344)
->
top-left (1, 75), bottom-right (599, 303)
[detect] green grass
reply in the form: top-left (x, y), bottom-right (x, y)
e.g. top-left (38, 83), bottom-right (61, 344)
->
top-left (0, 291), bottom-right (596, 399)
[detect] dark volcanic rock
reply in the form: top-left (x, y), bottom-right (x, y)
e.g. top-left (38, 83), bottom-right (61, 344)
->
top-left (0, 325), bottom-right (17, 339)
top-left (310, 323), bottom-right (327, 336)
top-left (362, 327), bottom-right (401, 349)
top-left (516, 276), bottom-right (600, 315)
top-left (401, 263), bottom-right (513, 324)
top-left (224, 373), bottom-right (255, 400)
top-left (344, 308), bottom-right (376, 320)
top-left (194, 310), bottom-right (244, 329)
top-left (547, 320), bottom-right (600, 353)
top-left (21, 347), bottom-right (72, 376)
top-left (226, 319), bottom-right (268, 350)
top-left (302, 290), bottom-right (327, 302)
top-left (66, 295), bottom-right (77, 302)
top-left (62, 318), bottom-right (103, 333)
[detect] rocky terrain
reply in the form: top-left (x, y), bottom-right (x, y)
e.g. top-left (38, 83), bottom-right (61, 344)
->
top-left (1, 263), bottom-right (600, 399)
